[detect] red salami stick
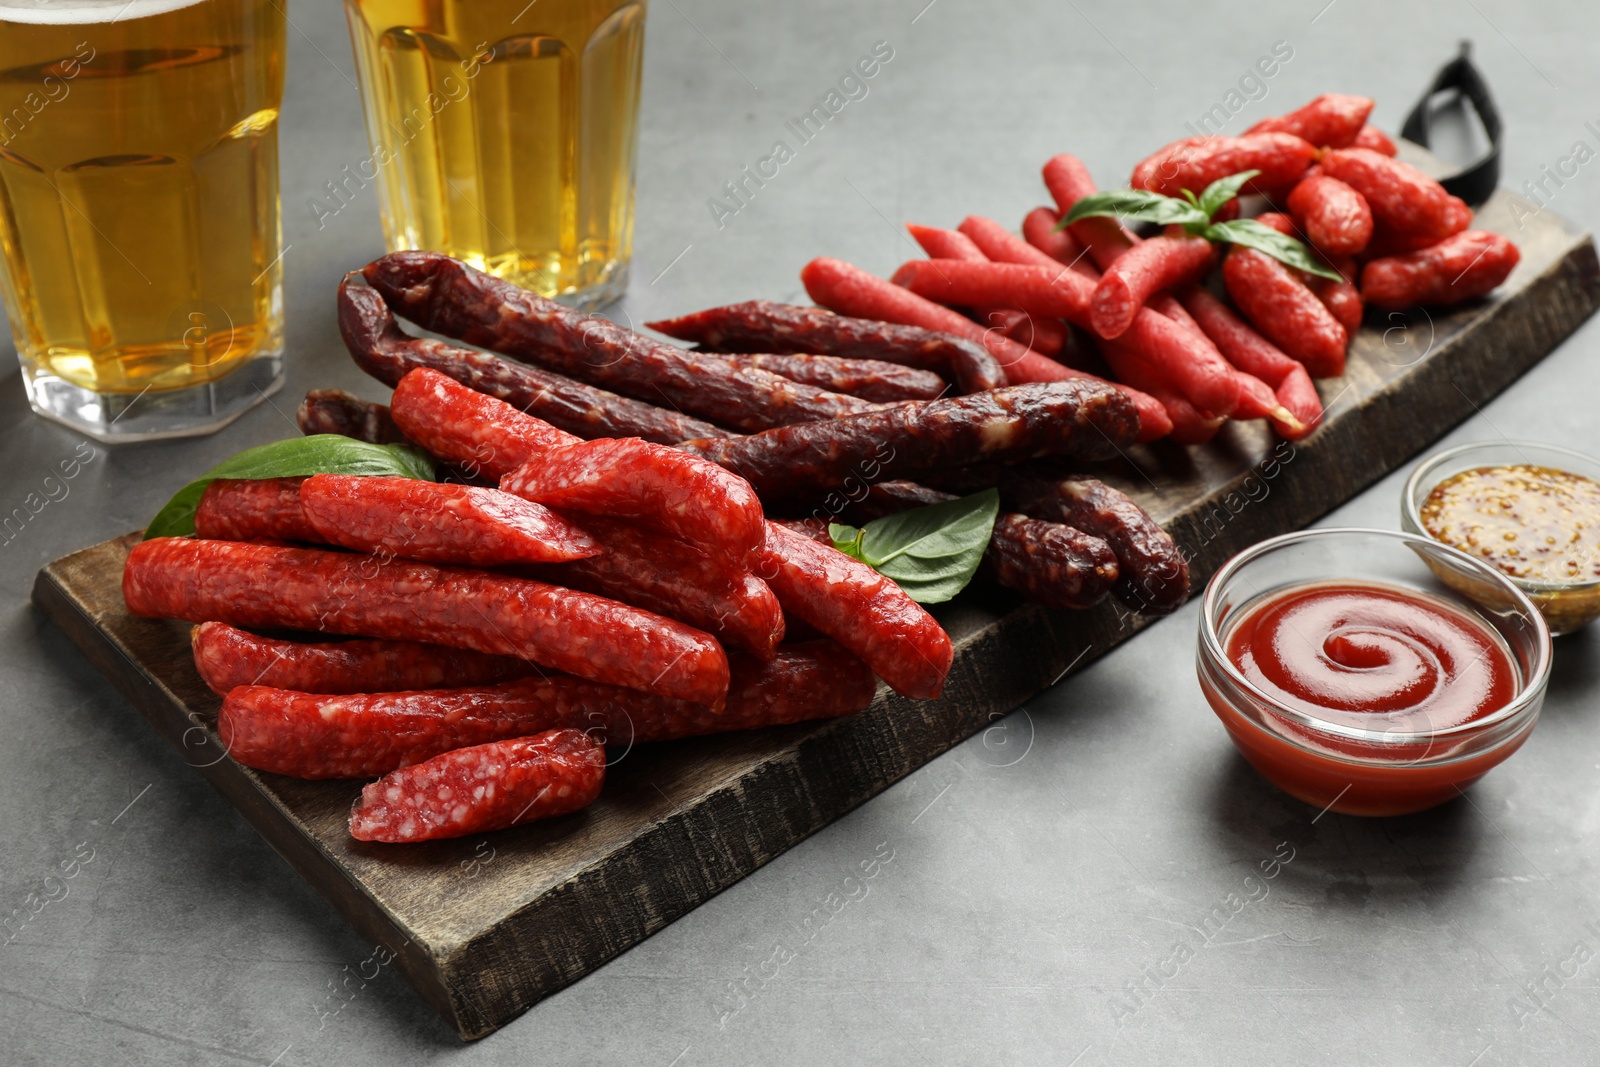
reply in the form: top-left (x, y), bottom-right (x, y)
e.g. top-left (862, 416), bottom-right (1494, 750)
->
top-left (124, 539), bottom-right (730, 707)
top-left (391, 365), bottom-right (575, 481)
top-left (799, 256), bottom-right (1044, 377)
top-left (192, 622), bottom-right (533, 697)
top-left (195, 477), bottom-right (318, 543)
top-left (906, 223), bottom-right (1067, 356)
top-left (221, 641), bottom-right (877, 781)
top-left (1245, 93), bottom-right (1374, 149)
top-left (348, 729), bottom-right (605, 842)
top-left (300, 475), bottom-right (601, 566)
top-left (1178, 286), bottom-right (1323, 439)
top-left (891, 258), bottom-right (1243, 415)
top-left (644, 299), bottom-right (1006, 394)
top-left (1361, 230), bottom-right (1520, 310)
top-left (528, 515), bottom-right (785, 660)
top-left (499, 437), bottom-right (767, 572)
top-left (761, 522), bottom-right (952, 699)
top-left (1089, 235), bottom-right (1215, 338)
top-left (195, 474), bottom-right (600, 567)
top-left (1221, 246), bottom-right (1349, 378)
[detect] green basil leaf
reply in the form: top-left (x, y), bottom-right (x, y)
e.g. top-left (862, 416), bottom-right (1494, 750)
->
top-left (143, 435), bottom-right (435, 540)
top-left (845, 489), bottom-right (1000, 604)
top-left (828, 522), bottom-right (866, 561)
top-left (1204, 219), bottom-right (1344, 281)
top-left (1197, 169), bottom-right (1260, 219)
top-left (1062, 190), bottom-right (1209, 230)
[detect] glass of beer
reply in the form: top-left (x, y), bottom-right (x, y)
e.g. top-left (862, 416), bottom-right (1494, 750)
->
top-left (343, 0), bottom-right (647, 309)
top-left (0, 0), bottom-right (286, 442)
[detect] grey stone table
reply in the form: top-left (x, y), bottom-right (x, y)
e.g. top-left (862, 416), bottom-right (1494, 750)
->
top-left (5, 0), bottom-right (1600, 1062)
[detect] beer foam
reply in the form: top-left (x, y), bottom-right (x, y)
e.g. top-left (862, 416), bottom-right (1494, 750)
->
top-left (0, 0), bottom-right (209, 25)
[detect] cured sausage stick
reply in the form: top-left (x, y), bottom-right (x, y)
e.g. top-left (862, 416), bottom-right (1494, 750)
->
top-left (195, 477), bottom-right (319, 543)
top-left (706, 352), bottom-right (946, 402)
top-left (191, 622), bottom-right (535, 696)
top-left (395, 368), bottom-right (768, 569)
top-left (524, 515), bottom-right (786, 660)
top-left (300, 475), bottom-right (602, 565)
top-left (338, 279), bottom-right (725, 445)
top-left (296, 388), bottom-right (411, 444)
top-left (850, 481), bottom-right (1119, 611)
top-left (124, 538), bottom-right (731, 708)
top-left (220, 641), bottom-right (878, 780)
top-left (760, 523), bottom-right (952, 700)
top-left (349, 729), bottom-right (605, 842)
top-left (194, 475), bottom-right (601, 566)
top-left (644, 297), bottom-right (1007, 393)
top-left (681, 380), bottom-right (1139, 501)
top-left (361, 253), bottom-right (873, 432)
top-left (941, 467), bottom-right (1190, 616)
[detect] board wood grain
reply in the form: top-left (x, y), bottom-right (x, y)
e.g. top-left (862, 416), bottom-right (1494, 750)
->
top-left (31, 177), bottom-right (1600, 1039)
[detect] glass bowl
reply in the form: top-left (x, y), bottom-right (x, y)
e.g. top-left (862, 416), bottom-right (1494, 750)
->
top-left (1402, 440), bottom-right (1600, 636)
top-left (1197, 528), bottom-right (1551, 817)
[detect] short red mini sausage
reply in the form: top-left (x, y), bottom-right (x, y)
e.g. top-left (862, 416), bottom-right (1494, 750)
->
top-left (1245, 93), bottom-right (1374, 149)
top-left (1130, 132), bottom-right (1317, 198)
top-left (1319, 148), bottom-right (1460, 240)
top-left (348, 729), bottom-right (606, 842)
top-left (1287, 173), bottom-right (1374, 257)
top-left (1360, 230), bottom-right (1521, 310)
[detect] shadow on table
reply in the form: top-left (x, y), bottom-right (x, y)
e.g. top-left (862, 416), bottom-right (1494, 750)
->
top-left (1199, 751), bottom-right (1489, 912)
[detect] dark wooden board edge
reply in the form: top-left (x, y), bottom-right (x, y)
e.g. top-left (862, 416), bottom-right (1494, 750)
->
top-left (29, 559), bottom-right (463, 1028)
top-left (31, 226), bottom-right (1600, 1039)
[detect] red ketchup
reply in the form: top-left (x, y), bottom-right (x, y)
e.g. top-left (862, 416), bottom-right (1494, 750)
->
top-left (1207, 580), bottom-right (1525, 816)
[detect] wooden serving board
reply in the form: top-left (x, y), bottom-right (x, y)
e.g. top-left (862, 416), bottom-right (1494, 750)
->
top-left (31, 178), bottom-right (1600, 1039)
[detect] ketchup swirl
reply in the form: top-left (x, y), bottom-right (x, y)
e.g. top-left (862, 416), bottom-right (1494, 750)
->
top-left (1225, 580), bottom-right (1517, 731)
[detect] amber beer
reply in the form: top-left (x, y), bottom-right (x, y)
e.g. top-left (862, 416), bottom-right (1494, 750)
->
top-left (343, 0), bottom-right (647, 308)
top-left (0, 0), bottom-right (286, 440)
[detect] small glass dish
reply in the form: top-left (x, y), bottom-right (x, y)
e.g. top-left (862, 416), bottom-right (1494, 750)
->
top-left (1197, 528), bottom-right (1551, 817)
top-left (1402, 440), bottom-right (1600, 636)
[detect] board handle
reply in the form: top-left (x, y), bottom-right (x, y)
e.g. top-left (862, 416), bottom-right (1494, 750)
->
top-left (1401, 40), bottom-right (1503, 207)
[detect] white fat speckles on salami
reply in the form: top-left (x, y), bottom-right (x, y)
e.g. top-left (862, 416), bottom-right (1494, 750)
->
top-left (348, 729), bottom-right (604, 843)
